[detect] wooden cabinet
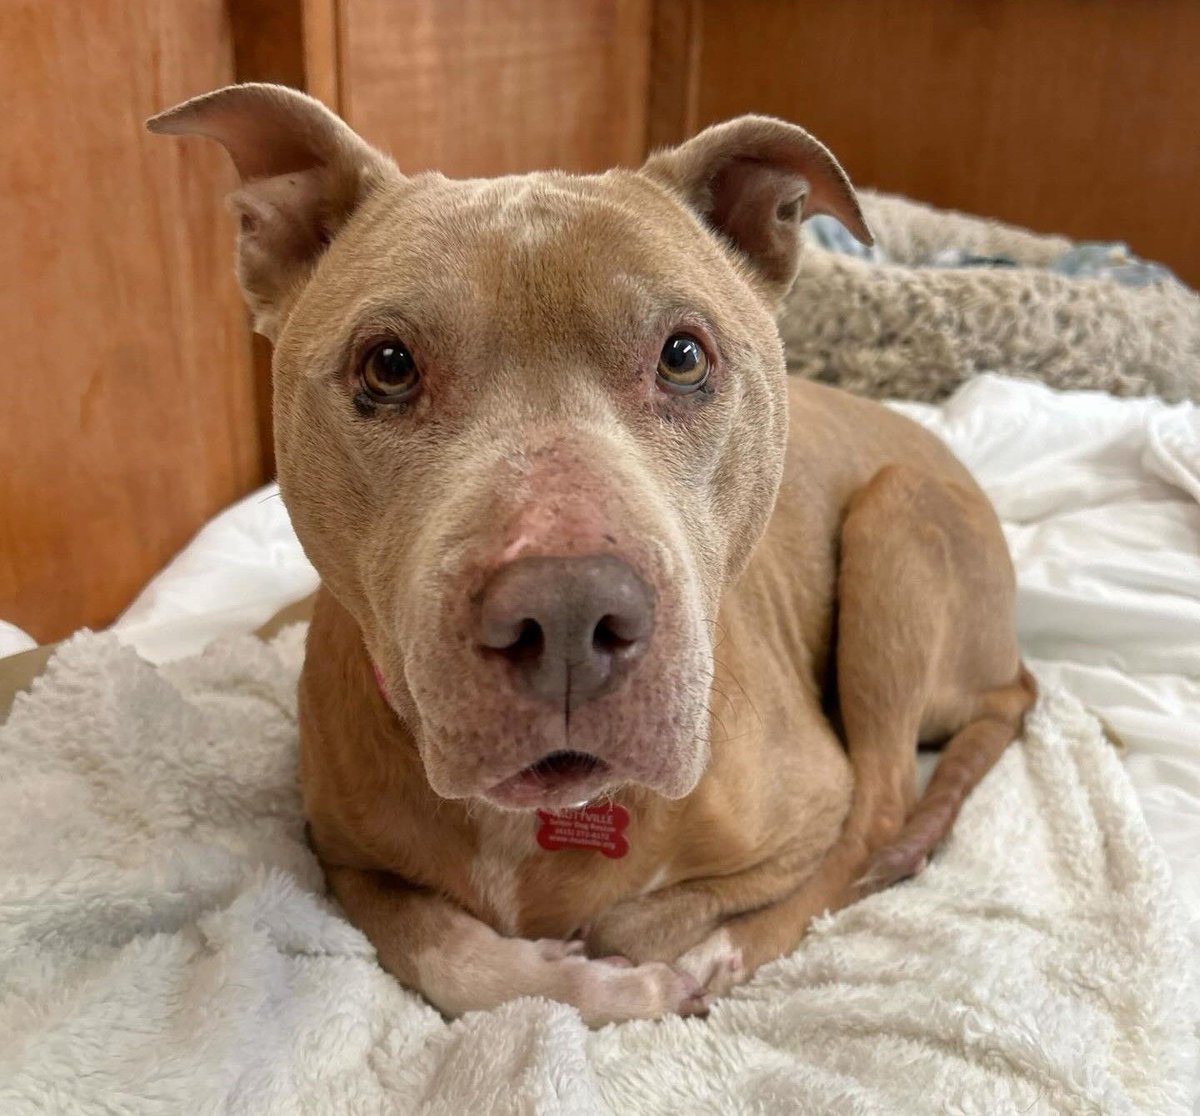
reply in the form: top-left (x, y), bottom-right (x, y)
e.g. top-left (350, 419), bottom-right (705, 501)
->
top-left (0, 0), bottom-right (653, 642)
top-left (340, 0), bottom-right (652, 175)
top-left (652, 0), bottom-right (1200, 288)
top-left (0, 0), bottom-right (260, 642)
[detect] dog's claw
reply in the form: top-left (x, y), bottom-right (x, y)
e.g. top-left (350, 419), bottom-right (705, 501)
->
top-left (674, 928), bottom-right (747, 1001)
top-left (674, 966), bottom-right (708, 1015)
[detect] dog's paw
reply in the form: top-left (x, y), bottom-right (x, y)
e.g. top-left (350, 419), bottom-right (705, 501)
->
top-left (565, 956), bottom-right (709, 1025)
top-left (533, 937), bottom-right (587, 962)
top-left (856, 842), bottom-right (929, 895)
top-left (674, 928), bottom-right (747, 1000)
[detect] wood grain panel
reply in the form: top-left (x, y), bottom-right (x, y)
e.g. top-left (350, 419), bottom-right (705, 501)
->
top-left (682, 0), bottom-right (1200, 286)
top-left (340, 0), bottom-right (653, 175)
top-left (230, 0), bottom-right (308, 90)
top-left (229, 0), bottom-right (340, 109)
top-left (302, 0), bottom-right (341, 109)
top-left (0, 1), bottom-right (261, 641)
top-left (228, 0), bottom-right (340, 479)
top-left (645, 0), bottom-right (702, 153)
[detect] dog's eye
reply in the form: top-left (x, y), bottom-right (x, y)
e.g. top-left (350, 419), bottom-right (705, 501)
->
top-left (656, 333), bottom-right (709, 393)
top-left (361, 340), bottom-right (421, 402)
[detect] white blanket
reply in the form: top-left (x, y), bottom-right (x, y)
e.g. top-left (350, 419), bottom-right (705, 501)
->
top-left (3, 374), bottom-right (1199, 1112)
top-left (0, 626), bottom-right (1194, 1114)
top-left (890, 377), bottom-right (1200, 936)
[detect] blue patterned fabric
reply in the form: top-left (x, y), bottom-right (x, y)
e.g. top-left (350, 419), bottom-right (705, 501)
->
top-left (805, 214), bottom-right (1178, 287)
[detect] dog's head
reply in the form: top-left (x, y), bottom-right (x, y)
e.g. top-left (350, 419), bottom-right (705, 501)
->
top-left (150, 85), bottom-right (869, 810)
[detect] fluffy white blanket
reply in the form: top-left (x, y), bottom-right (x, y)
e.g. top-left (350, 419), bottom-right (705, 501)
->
top-left (0, 627), bottom-right (1194, 1114)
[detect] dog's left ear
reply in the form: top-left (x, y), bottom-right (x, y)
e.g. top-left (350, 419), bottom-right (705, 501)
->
top-left (642, 115), bottom-right (872, 301)
top-left (148, 83), bottom-right (395, 338)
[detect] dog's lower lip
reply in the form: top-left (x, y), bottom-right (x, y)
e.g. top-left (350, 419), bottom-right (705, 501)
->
top-left (486, 751), bottom-right (610, 808)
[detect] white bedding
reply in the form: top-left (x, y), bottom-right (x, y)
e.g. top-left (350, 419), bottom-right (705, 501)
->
top-left (3, 634), bottom-right (1192, 1112)
top-left (890, 377), bottom-right (1200, 938)
top-left (2, 373), bottom-right (1198, 1107)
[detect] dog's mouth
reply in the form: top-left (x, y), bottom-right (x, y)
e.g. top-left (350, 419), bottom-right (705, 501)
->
top-left (484, 750), bottom-right (612, 810)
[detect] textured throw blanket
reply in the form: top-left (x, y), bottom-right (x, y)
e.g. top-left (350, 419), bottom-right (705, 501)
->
top-left (0, 630), bottom-right (1194, 1114)
top-left (782, 191), bottom-right (1200, 404)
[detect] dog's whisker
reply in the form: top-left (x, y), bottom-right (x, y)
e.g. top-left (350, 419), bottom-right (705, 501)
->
top-left (710, 654), bottom-right (763, 729)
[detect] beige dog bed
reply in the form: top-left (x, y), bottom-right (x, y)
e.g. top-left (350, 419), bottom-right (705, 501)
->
top-left (780, 191), bottom-right (1200, 403)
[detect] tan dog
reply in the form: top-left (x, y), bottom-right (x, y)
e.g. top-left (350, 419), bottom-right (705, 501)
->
top-left (150, 85), bottom-right (1034, 1025)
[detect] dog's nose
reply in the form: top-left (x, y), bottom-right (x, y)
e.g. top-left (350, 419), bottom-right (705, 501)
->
top-left (476, 555), bottom-right (655, 708)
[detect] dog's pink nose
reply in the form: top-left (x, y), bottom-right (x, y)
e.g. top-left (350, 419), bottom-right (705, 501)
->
top-left (476, 555), bottom-right (655, 708)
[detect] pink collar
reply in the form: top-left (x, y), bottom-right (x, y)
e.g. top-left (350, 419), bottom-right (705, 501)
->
top-left (371, 660), bottom-right (392, 705)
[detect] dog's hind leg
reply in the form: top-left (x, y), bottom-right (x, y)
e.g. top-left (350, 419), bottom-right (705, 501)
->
top-left (713, 463), bottom-right (1033, 975)
top-left (859, 667), bottom-right (1035, 891)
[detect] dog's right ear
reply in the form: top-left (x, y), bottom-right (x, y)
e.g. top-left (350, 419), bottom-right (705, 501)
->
top-left (641, 116), bottom-right (871, 305)
top-left (148, 83), bottom-right (395, 339)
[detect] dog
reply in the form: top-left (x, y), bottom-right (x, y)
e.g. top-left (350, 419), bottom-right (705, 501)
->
top-left (149, 85), bottom-right (1034, 1026)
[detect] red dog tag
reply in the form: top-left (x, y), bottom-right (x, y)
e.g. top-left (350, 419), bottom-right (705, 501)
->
top-left (536, 802), bottom-right (630, 858)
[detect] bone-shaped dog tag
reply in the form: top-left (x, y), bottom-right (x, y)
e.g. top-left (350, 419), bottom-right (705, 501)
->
top-left (536, 802), bottom-right (630, 858)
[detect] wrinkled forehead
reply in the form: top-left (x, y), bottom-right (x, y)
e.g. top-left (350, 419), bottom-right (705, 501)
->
top-left (316, 169), bottom-right (725, 354)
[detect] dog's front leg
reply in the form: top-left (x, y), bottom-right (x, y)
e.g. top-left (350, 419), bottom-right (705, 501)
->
top-left (325, 864), bottom-right (710, 1025)
top-left (583, 856), bottom-right (815, 997)
top-left (585, 884), bottom-right (720, 965)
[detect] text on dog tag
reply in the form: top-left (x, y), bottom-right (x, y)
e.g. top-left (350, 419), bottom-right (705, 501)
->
top-left (536, 802), bottom-right (630, 858)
